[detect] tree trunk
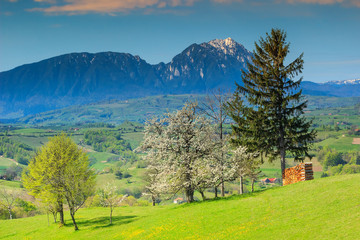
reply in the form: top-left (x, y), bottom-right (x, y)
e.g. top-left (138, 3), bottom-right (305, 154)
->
top-left (251, 179), bottom-right (255, 192)
top-left (70, 210), bottom-right (78, 231)
top-left (214, 187), bottom-right (218, 198)
top-left (239, 176), bottom-right (243, 195)
top-left (58, 200), bottom-right (64, 226)
top-left (185, 188), bottom-right (194, 203)
top-left (221, 179), bottom-right (225, 197)
top-left (151, 196), bottom-right (155, 206)
top-left (280, 148), bottom-right (286, 186)
top-left (199, 190), bottom-right (206, 201)
top-left (279, 122), bottom-right (286, 186)
top-left (8, 208), bottom-right (12, 220)
top-left (110, 207), bottom-right (113, 225)
top-left (53, 212), bottom-right (57, 223)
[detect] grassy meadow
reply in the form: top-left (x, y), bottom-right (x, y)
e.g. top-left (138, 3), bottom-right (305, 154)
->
top-left (1, 174), bottom-right (359, 239)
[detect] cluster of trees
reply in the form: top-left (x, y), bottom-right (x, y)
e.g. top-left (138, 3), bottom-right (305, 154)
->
top-left (138, 29), bottom-right (315, 204)
top-left (318, 147), bottom-right (360, 176)
top-left (84, 129), bottom-right (130, 152)
top-left (0, 164), bottom-right (24, 181)
top-left (0, 136), bottom-right (34, 165)
top-left (138, 103), bottom-right (261, 204)
top-left (0, 189), bottom-right (39, 220)
top-left (348, 125), bottom-right (360, 136)
top-left (22, 133), bottom-right (95, 230)
top-left (83, 129), bottom-right (139, 163)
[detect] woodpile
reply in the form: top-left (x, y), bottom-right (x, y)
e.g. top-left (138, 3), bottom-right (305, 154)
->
top-left (283, 162), bottom-right (314, 186)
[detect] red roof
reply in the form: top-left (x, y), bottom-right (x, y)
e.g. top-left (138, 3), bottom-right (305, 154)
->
top-left (262, 178), bottom-right (278, 183)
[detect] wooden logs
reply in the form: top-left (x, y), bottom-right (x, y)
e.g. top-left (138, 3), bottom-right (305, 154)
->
top-left (283, 162), bottom-right (314, 186)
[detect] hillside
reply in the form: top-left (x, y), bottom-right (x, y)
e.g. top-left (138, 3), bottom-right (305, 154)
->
top-left (17, 94), bottom-right (207, 125)
top-left (14, 95), bottom-right (360, 125)
top-left (0, 38), bottom-right (250, 118)
top-left (1, 174), bottom-right (359, 239)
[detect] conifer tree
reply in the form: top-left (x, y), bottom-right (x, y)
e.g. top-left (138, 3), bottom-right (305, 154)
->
top-left (227, 28), bottom-right (316, 180)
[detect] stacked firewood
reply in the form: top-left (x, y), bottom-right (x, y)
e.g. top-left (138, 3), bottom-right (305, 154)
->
top-left (283, 162), bottom-right (314, 186)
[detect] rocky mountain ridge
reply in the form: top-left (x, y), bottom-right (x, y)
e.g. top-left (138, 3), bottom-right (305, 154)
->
top-left (0, 38), bottom-right (358, 119)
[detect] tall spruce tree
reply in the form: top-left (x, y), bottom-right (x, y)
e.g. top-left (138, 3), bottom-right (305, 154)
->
top-left (227, 28), bottom-right (316, 181)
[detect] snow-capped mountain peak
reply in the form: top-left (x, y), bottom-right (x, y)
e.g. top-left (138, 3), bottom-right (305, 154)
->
top-left (326, 79), bottom-right (360, 85)
top-left (208, 37), bottom-right (239, 55)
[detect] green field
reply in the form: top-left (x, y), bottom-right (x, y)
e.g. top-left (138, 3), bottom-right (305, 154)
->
top-left (1, 174), bottom-right (359, 239)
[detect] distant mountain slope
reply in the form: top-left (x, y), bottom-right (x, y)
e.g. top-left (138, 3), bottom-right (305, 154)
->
top-left (0, 37), bottom-right (359, 119)
top-left (301, 79), bottom-right (360, 97)
top-left (0, 38), bottom-right (251, 118)
top-left (17, 94), bottom-right (207, 125)
top-left (15, 94), bottom-right (360, 125)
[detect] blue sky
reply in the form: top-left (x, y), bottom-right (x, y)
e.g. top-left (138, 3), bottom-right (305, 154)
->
top-left (1, 0), bottom-right (359, 83)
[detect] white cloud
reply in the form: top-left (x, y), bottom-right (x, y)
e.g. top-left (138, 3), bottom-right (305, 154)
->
top-left (28, 0), bottom-right (200, 14)
top-left (27, 0), bottom-right (360, 15)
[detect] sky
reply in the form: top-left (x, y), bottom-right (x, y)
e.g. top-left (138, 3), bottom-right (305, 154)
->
top-left (0, 0), bottom-right (359, 83)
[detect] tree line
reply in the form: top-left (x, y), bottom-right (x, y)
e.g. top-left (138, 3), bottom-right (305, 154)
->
top-left (0, 136), bottom-right (34, 165)
top-left (318, 147), bottom-right (360, 177)
top-left (83, 129), bottom-right (139, 163)
top-left (138, 28), bottom-right (315, 204)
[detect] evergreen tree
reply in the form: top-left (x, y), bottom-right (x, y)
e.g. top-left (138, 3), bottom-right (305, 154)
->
top-left (227, 28), bottom-right (316, 180)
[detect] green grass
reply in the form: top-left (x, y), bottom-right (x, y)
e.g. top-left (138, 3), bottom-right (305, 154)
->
top-left (316, 135), bottom-right (360, 152)
top-left (87, 152), bottom-right (120, 172)
top-left (96, 167), bottom-right (146, 192)
top-left (0, 156), bottom-right (15, 168)
top-left (0, 180), bottom-right (22, 189)
top-left (0, 157), bottom-right (26, 175)
top-left (122, 132), bottom-right (144, 150)
top-left (9, 135), bottom-right (49, 149)
top-left (1, 174), bottom-right (359, 239)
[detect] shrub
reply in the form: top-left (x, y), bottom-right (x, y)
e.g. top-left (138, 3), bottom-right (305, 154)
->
top-left (341, 164), bottom-right (360, 174)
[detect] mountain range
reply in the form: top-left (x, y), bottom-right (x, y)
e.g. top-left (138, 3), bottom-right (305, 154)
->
top-left (0, 37), bottom-right (359, 119)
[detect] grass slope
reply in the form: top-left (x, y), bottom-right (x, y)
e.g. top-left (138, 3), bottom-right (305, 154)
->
top-left (1, 174), bottom-right (359, 239)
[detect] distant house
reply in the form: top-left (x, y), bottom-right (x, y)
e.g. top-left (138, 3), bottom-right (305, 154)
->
top-left (173, 198), bottom-right (184, 204)
top-left (261, 178), bottom-right (279, 184)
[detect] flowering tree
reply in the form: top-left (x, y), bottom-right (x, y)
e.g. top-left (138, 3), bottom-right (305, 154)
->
top-left (139, 103), bottom-right (216, 203)
top-left (0, 188), bottom-right (19, 220)
top-left (230, 147), bottom-right (260, 194)
top-left (100, 182), bottom-right (127, 224)
top-left (198, 89), bottom-right (231, 197)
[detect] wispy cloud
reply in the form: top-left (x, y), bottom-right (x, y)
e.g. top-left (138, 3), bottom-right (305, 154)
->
top-left (26, 0), bottom-right (360, 15)
top-left (27, 0), bottom-right (200, 15)
top-left (216, 0), bottom-right (360, 7)
top-left (285, 0), bottom-right (359, 7)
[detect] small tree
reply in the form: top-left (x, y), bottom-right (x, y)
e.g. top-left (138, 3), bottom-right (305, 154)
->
top-left (100, 182), bottom-right (127, 224)
top-left (230, 147), bottom-right (259, 194)
top-left (198, 89), bottom-right (231, 197)
top-left (22, 133), bottom-right (95, 230)
top-left (0, 188), bottom-right (19, 220)
top-left (142, 166), bottom-right (166, 206)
